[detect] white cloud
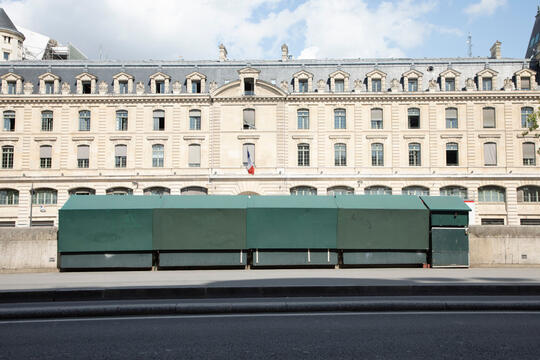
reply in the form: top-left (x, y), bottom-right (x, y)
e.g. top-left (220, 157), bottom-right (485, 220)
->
top-left (464, 0), bottom-right (506, 17)
top-left (1, 0), bottom-right (456, 60)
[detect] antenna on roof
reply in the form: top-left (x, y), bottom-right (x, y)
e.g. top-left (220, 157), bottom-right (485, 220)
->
top-left (467, 33), bottom-right (473, 57)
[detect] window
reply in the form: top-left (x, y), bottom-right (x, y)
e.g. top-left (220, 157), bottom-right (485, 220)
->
top-left (517, 186), bottom-right (540, 203)
top-left (403, 186), bottom-right (429, 196)
top-left (521, 77), bottom-right (531, 90)
top-left (408, 143), bottom-right (421, 166)
top-left (3, 52), bottom-right (8, 61)
top-left (119, 81), bottom-right (128, 94)
top-left (408, 78), bottom-right (418, 92)
top-left (32, 188), bottom-right (57, 204)
top-left (243, 109), bottom-right (255, 129)
top-left (242, 143), bottom-right (255, 167)
top-left (290, 186), bottom-right (317, 195)
top-left (521, 107), bottom-right (534, 128)
top-left (327, 186), bottom-right (354, 195)
top-left (156, 81), bottom-right (164, 94)
top-left (115, 144), bottom-right (127, 168)
top-left (298, 79), bottom-right (308, 93)
top-left (3, 110), bottom-right (15, 131)
top-left (523, 142), bottom-right (536, 165)
top-left (334, 109), bottom-right (346, 129)
top-left (152, 144), bottom-right (164, 167)
top-left (372, 79), bottom-right (382, 92)
top-left (181, 186), bottom-right (208, 195)
top-left (144, 187), bottom-right (170, 196)
top-left (244, 78), bottom-right (254, 95)
top-left (481, 218), bottom-right (504, 225)
top-left (520, 218), bottom-right (540, 225)
top-left (4, 36), bottom-right (10, 44)
top-left (153, 110), bottom-right (165, 131)
top-left (188, 144), bottom-right (201, 167)
top-left (408, 108), bottom-right (420, 129)
top-left (7, 81), bottom-right (15, 94)
top-left (77, 145), bottom-right (89, 168)
top-left (482, 77), bottom-right (492, 91)
top-left (0, 189), bottom-right (18, 205)
top-left (1, 146), bottom-right (13, 168)
top-left (484, 142), bottom-right (497, 166)
top-left (41, 111), bottom-right (53, 131)
top-left (82, 81), bottom-right (91, 94)
top-left (189, 109), bottom-right (201, 130)
top-left (45, 81), bottom-right (54, 94)
top-left (371, 143), bottom-right (384, 166)
top-left (39, 145), bottom-right (52, 168)
top-left (483, 107), bottom-right (496, 128)
top-left (297, 109), bottom-right (309, 129)
top-left (79, 110), bottom-right (90, 131)
top-left (192, 80), bottom-right (201, 93)
top-left (440, 186), bottom-right (468, 199)
top-left (445, 108), bottom-right (458, 128)
top-left (106, 187), bottom-right (133, 195)
top-left (335, 79), bottom-right (344, 92)
top-left (445, 78), bottom-right (455, 91)
top-left (297, 143), bottom-right (310, 166)
top-left (446, 143), bottom-right (459, 166)
top-left (478, 186), bottom-right (505, 202)
top-left (116, 110), bottom-right (128, 131)
top-left (69, 188), bottom-right (95, 195)
top-left (334, 143), bottom-right (346, 166)
top-left (365, 186), bottom-right (392, 195)
top-left (371, 108), bottom-right (383, 129)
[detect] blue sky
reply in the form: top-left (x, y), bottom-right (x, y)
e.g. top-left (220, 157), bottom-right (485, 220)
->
top-left (1, 0), bottom-right (537, 60)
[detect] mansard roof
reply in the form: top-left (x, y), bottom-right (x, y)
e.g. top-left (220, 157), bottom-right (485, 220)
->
top-left (0, 8), bottom-right (24, 39)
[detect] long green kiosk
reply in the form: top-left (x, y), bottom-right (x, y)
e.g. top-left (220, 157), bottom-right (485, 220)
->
top-left (58, 195), bottom-right (158, 269)
top-left (336, 195), bottom-right (430, 266)
top-left (420, 196), bottom-right (471, 268)
top-left (153, 196), bottom-right (248, 268)
top-left (247, 196), bottom-right (338, 266)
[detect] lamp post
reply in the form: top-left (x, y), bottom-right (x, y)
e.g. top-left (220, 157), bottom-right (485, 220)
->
top-left (29, 182), bottom-right (33, 227)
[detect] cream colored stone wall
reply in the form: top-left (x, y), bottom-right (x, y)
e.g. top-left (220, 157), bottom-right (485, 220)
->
top-left (0, 30), bottom-right (23, 61)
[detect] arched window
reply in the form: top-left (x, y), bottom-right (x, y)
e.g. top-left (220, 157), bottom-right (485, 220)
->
top-left (41, 111), bottom-right (53, 131)
top-left (408, 108), bottom-right (420, 129)
top-left (3, 110), bottom-right (15, 131)
top-left (1, 145), bottom-right (14, 169)
top-left (523, 142), bottom-right (536, 166)
top-left (79, 110), bottom-right (90, 131)
top-left (242, 143), bottom-right (255, 166)
top-left (445, 107), bottom-right (458, 129)
top-left (478, 186), bottom-right (505, 202)
top-left (39, 145), bottom-right (52, 168)
top-left (482, 107), bottom-right (496, 128)
top-left (327, 186), bottom-right (354, 195)
top-left (446, 142), bottom-right (458, 166)
top-left (334, 108), bottom-right (346, 129)
top-left (297, 109), bottom-right (309, 129)
top-left (181, 186), bottom-right (208, 195)
top-left (0, 188), bottom-right (19, 205)
top-left (334, 143), bottom-right (346, 166)
top-left (144, 187), bottom-right (170, 195)
top-left (371, 143), bottom-right (383, 166)
top-left (115, 144), bottom-right (127, 168)
top-left (189, 109), bottom-right (201, 130)
top-left (106, 187), bottom-right (133, 195)
top-left (440, 186), bottom-right (468, 199)
top-left (517, 186), bottom-right (540, 203)
top-left (403, 186), bottom-right (429, 196)
top-left (290, 186), bottom-right (317, 195)
top-left (32, 188), bottom-right (57, 204)
top-left (371, 108), bottom-right (383, 129)
top-left (243, 108), bottom-right (255, 129)
top-left (77, 145), bottom-right (89, 168)
top-left (152, 144), bottom-right (164, 167)
top-left (69, 187), bottom-right (96, 195)
top-left (297, 143), bottom-right (310, 166)
top-left (408, 143), bottom-right (421, 166)
top-left (364, 186), bottom-right (392, 195)
top-left (188, 144), bottom-right (201, 167)
top-left (521, 107), bottom-right (534, 128)
top-left (116, 110), bottom-right (128, 131)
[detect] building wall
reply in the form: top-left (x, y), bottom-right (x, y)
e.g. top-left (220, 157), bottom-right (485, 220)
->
top-left (0, 30), bottom-right (23, 61)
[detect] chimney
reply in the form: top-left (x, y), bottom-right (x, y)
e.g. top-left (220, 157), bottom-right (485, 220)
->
top-left (219, 44), bottom-right (227, 62)
top-left (490, 41), bottom-right (501, 59)
top-left (281, 44), bottom-right (289, 62)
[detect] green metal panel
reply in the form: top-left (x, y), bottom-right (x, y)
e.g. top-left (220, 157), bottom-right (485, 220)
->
top-left (431, 252), bottom-right (469, 267)
top-left (247, 196), bottom-right (338, 249)
top-left (252, 250), bottom-right (338, 266)
top-left (159, 251), bottom-right (246, 267)
top-left (336, 195), bottom-right (429, 250)
top-left (59, 253), bottom-right (152, 269)
top-left (432, 228), bottom-right (469, 251)
top-left (430, 212), bottom-right (469, 227)
top-left (420, 196), bottom-right (471, 227)
top-left (153, 196), bottom-right (247, 250)
top-left (343, 251), bottom-right (427, 265)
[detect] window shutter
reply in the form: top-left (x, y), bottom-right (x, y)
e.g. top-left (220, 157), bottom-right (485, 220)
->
top-left (523, 142), bottom-right (535, 158)
top-left (40, 145), bottom-right (51, 158)
top-left (483, 108), bottom-right (495, 128)
top-left (115, 145), bottom-right (127, 157)
top-left (77, 145), bottom-right (89, 159)
top-left (243, 109), bottom-right (255, 128)
top-left (189, 144), bottom-right (200, 164)
top-left (371, 108), bottom-right (382, 120)
top-left (190, 109), bottom-right (201, 117)
top-left (446, 108), bottom-right (457, 119)
top-left (484, 143), bottom-right (497, 165)
top-left (242, 144), bottom-right (255, 164)
top-left (521, 77), bottom-right (530, 89)
top-left (517, 188), bottom-right (524, 202)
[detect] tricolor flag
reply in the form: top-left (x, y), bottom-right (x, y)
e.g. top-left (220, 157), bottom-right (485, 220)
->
top-left (246, 149), bottom-right (255, 175)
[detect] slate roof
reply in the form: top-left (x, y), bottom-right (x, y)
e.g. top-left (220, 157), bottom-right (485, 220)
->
top-left (0, 8), bottom-right (25, 40)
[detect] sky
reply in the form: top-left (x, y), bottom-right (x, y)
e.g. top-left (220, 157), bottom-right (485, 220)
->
top-left (0, 0), bottom-right (538, 61)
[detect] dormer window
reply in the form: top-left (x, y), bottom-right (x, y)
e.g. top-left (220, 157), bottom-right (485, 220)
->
top-left (186, 71), bottom-right (206, 94)
top-left (156, 81), bottom-right (164, 94)
top-left (299, 79), bottom-right (308, 93)
top-left (402, 69), bottom-right (423, 93)
top-left (440, 68), bottom-right (460, 92)
top-left (335, 79), bottom-right (344, 92)
top-left (149, 72), bottom-right (170, 94)
top-left (408, 78), bottom-right (418, 92)
top-left (113, 72), bottom-right (134, 94)
top-left (515, 68), bottom-right (536, 91)
top-left (44, 81), bottom-right (54, 94)
top-left (329, 70), bottom-right (350, 92)
top-left (192, 80), bottom-right (201, 93)
top-left (39, 72), bottom-right (61, 95)
top-left (244, 78), bottom-right (254, 95)
top-left (482, 77), bottom-right (492, 91)
top-left (477, 68), bottom-right (498, 92)
top-left (445, 78), bottom-right (455, 91)
top-left (119, 81), bottom-right (128, 94)
top-left (82, 81), bottom-right (91, 94)
top-left (7, 81), bottom-right (15, 94)
top-left (372, 79), bottom-right (381, 92)
top-left (521, 77), bottom-right (531, 90)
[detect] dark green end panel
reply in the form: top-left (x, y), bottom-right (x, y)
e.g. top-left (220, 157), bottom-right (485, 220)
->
top-left (343, 251), bottom-right (427, 265)
top-left (420, 196), bottom-right (471, 227)
top-left (252, 250), bottom-right (338, 266)
top-left (159, 251), bottom-right (247, 267)
top-left (430, 212), bottom-right (469, 227)
top-left (432, 228), bottom-right (469, 252)
top-left (59, 253), bottom-right (152, 269)
top-left (431, 252), bottom-right (469, 267)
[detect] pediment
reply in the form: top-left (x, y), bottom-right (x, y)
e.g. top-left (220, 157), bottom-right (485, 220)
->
top-left (75, 72), bottom-right (97, 81)
top-left (213, 79), bottom-right (286, 97)
top-left (402, 69), bottom-right (423, 78)
top-left (366, 69), bottom-right (386, 78)
top-left (515, 68), bottom-right (536, 77)
top-left (1, 72), bottom-right (22, 81)
top-left (38, 72), bottom-right (60, 81)
top-left (293, 70), bottom-right (314, 79)
top-left (186, 71), bottom-right (206, 80)
top-left (237, 67), bottom-right (261, 75)
top-left (149, 71), bottom-right (170, 80)
top-left (113, 72), bottom-right (134, 80)
top-left (477, 68), bottom-right (498, 77)
top-left (440, 69), bottom-right (460, 77)
top-left (329, 70), bottom-right (350, 79)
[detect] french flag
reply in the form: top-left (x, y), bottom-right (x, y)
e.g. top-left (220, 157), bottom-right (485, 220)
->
top-left (246, 149), bottom-right (255, 175)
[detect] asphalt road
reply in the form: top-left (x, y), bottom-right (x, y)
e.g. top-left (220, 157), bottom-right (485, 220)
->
top-left (1, 312), bottom-right (540, 359)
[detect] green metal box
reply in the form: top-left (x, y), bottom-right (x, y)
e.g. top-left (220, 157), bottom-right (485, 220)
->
top-left (431, 228), bottom-right (469, 267)
top-left (59, 253), bottom-right (153, 269)
top-left (158, 251), bottom-right (247, 267)
top-left (336, 195), bottom-right (429, 250)
top-left (420, 196), bottom-right (470, 227)
top-left (252, 250), bottom-right (338, 266)
top-left (342, 251), bottom-right (427, 265)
